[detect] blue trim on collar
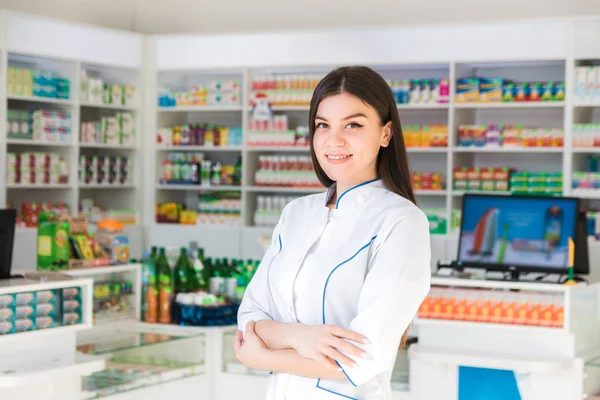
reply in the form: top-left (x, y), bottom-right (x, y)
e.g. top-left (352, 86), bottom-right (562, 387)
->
top-left (335, 178), bottom-right (381, 209)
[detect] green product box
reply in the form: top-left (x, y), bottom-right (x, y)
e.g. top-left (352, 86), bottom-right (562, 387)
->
top-left (467, 180), bottom-right (481, 191)
top-left (453, 180), bottom-right (468, 190)
top-left (528, 173), bottom-right (547, 184)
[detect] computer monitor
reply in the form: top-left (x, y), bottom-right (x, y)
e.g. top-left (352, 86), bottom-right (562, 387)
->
top-left (455, 194), bottom-right (586, 279)
top-left (0, 209), bottom-right (17, 280)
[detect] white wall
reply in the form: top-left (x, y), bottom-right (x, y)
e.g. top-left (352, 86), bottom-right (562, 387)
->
top-left (2, 0), bottom-right (600, 34)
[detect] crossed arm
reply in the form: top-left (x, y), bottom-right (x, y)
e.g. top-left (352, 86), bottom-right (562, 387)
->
top-left (234, 319), bottom-right (366, 380)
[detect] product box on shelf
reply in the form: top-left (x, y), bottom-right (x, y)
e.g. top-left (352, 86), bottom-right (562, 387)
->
top-left (251, 75), bottom-right (319, 106)
top-left (81, 70), bottom-right (136, 106)
top-left (457, 124), bottom-right (564, 148)
top-left (79, 155), bottom-right (132, 186)
top-left (478, 78), bottom-right (503, 102)
top-left (388, 78), bottom-right (450, 105)
top-left (254, 195), bottom-right (298, 227)
top-left (404, 125), bottom-right (448, 147)
top-left (456, 78), bottom-right (480, 103)
top-left (456, 77), bottom-right (564, 103)
top-left (254, 155), bottom-right (322, 188)
top-left (7, 152), bottom-right (69, 185)
top-left (412, 172), bottom-right (443, 190)
top-left (157, 123), bottom-right (242, 147)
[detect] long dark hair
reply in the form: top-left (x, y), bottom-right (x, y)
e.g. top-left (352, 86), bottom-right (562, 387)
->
top-left (308, 65), bottom-right (416, 206)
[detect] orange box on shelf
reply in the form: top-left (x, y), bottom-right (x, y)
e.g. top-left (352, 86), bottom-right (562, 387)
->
top-left (480, 167), bottom-right (496, 181)
top-left (453, 167), bottom-right (469, 181)
top-left (466, 168), bottom-right (481, 181)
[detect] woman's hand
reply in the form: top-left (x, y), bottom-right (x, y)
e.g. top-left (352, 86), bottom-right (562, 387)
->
top-left (235, 321), bottom-right (271, 370)
top-left (286, 324), bottom-right (369, 370)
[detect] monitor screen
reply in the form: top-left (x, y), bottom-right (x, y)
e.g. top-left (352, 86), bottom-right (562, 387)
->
top-left (457, 194), bottom-right (579, 273)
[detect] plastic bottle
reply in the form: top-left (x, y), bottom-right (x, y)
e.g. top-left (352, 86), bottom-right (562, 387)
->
top-left (141, 251), bottom-right (159, 323)
top-left (192, 248), bottom-right (207, 291)
top-left (156, 247), bottom-right (173, 324)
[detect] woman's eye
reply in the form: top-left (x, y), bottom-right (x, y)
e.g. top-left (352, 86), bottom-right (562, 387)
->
top-left (316, 122), bottom-right (328, 129)
top-left (346, 122), bottom-right (364, 129)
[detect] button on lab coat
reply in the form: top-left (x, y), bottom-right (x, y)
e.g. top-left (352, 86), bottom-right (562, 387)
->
top-left (238, 179), bottom-right (431, 400)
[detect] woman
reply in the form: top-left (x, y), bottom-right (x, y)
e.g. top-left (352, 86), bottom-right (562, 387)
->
top-left (235, 66), bottom-right (431, 400)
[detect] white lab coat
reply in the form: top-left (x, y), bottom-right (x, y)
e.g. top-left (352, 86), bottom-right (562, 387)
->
top-left (238, 179), bottom-right (431, 400)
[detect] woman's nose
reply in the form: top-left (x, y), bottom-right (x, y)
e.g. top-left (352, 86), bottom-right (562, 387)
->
top-left (327, 127), bottom-right (345, 147)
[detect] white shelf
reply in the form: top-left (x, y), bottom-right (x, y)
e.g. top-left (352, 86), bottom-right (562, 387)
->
top-left (0, 353), bottom-right (104, 388)
top-left (407, 147), bottom-right (448, 153)
top-left (6, 139), bottom-right (73, 147)
top-left (157, 105), bottom-right (243, 112)
top-left (80, 102), bottom-right (137, 111)
top-left (397, 103), bottom-right (449, 110)
top-left (79, 143), bottom-right (136, 150)
top-left (156, 184), bottom-right (242, 191)
top-left (413, 318), bottom-right (563, 334)
top-left (572, 147), bottom-right (600, 153)
top-left (65, 263), bottom-right (141, 277)
top-left (452, 147), bottom-right (564, 153)
top-left (452, 190), bottom-right (512, 196)
top-left (156, 145), bottom-right (243, 152)
top-left (7, 94), bottom-right (75, 105)
top-left (79, 183), bottom-right (136, 189)
top-left (571, 189), bottom-right (600, 199)
top-left (269, 105), bottom-right (310, 111)
top-left (246, 146), bottom-right (310, 152)
top-left (6, 183), bottom-right (72, 189)
top-left (410, 344), bottom-right (570, 373)
top-left (454, 102), bottom-right (564, 109)
top-left (415, 190), bottom-right (448, 196)
top-left (245, 186), bottom-right (325, 194)
top-left (573, 103), bottom-right (600, 107)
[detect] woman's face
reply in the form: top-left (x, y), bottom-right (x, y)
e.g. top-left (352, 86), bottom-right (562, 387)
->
top-left (313, 92), bottom-right (392, 190)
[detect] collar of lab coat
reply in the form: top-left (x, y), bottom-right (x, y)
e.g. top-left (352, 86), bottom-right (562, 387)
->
top-left (325, 178), bottom-right (385, 210)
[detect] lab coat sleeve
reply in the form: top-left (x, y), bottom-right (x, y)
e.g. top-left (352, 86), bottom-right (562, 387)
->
top-left (342, 208), bottom-right (431, 387)
top-left (237, 209), bottom-right (286, 335)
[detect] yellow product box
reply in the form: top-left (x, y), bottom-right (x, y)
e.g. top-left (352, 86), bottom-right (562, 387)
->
top-left (479, 78), bottom-right (503, 103)
top-left (455, 78), bottom-right (479, 103)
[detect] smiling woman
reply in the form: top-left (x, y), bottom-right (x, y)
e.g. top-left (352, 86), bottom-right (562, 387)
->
top-left (236, 66), bottom-right (431, 400)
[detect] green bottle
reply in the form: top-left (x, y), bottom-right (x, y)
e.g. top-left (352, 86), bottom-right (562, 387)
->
top-left (203, 257), bottom-right (213, 288)
top-left (156, 247), bottom-right (172, 324)
top-left (192, 249), bottom-right (207, 292)
top-left (150, 246), bottom-right (158, 261)
top-left (174, 247), bottom-right (193, 294)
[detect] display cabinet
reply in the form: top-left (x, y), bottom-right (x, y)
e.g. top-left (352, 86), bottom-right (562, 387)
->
top-left (76, 322), bottom-right (207, 400)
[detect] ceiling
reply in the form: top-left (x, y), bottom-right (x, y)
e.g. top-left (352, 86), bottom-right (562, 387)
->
top-left (1, 0), bottom-right (599, 35)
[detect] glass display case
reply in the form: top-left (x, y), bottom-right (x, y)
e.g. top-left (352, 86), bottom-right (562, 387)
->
top-left (77, 323), bottom-right (206, 399)
top-left (584, 357), bottom-right (600, 400)
top-left (222, 329), bottom-right (269, 377)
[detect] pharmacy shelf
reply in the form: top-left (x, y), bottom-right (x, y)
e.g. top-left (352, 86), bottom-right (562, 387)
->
top-left (6, 183), bottom-right (72, 189)
top-left (452, 190), bottom-right (512, 196)
top-left (156, 184), bottom-right (242, 191)
top-left (454, 102), bottom-right (565, 109)
top-left (452, 147), bottom-right (564, 153)
top-left (6, 139), bottom-right (73, 147)
top-left (413, 318), bottom-right (563, 334)
top-left (157, 105), bottom-right (243, 112)
top-left (573, 103), bottom-right (600, 107)
top-left (572, 147), bottom-right (600, 153)
top-left (245, 186), bottom-right (325, 194)
top-left (397, 103), bottom-right (449, 110)
top-left (246, 146), bottom-right (310, 152)
top-left (7, 94), bottom-right (75, 106)
top-left (415, 190), bottom-right (448, 196)
top-left (269, 105), bottom-right (310, 111)
top-left (156, 145), bottom-right (243, 152)
top-left (407, 147), bottom-right (448, 153)
top-left (79, 184), bottom-right (137, 189)
top-left (571, 189), bottom-right (600, 199)
top-left (80, 102), bottom-right (138, 111)
top-left (79, 143), bottom-right (136, 150)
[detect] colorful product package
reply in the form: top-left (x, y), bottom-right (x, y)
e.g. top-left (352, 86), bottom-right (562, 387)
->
top-left (0, 307), bottom-right (14, 321)
top-left (36, 316), bottom-right (57, 329)
top-left (529, 83), bottom-right (543, 102)
top-left (36, 302), bottom-right (57, 317)
top-left (62, 311), bottom-right (82, 326)
top-left (514, 83), bottom-right (530, 102)
top-left (14, 318), bottom-right (35, 332)
top-left (553, 82), bottom-right (565, 101)
top-left (15, 305), bottom-right (34, 319)
top-left (36, 290), bottom-right (57, 304)
top-left (502, 83), bottom-right (515, 102)
top-left (0, 321), bottom-right (14, 335)
top-left (479, 78), bottom-right (503, 103)
top-left (15, 292), bottom-right (35, 306)
top-left (456, 78), bottom-right (479, 103)
top-left (63, 287), bottom-right (81, 299)
top-left (0, 294), bottom-right (14, 308)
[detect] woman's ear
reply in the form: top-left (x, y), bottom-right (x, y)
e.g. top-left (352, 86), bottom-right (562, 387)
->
top-left (381, 122), bottom-right (393, 147)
